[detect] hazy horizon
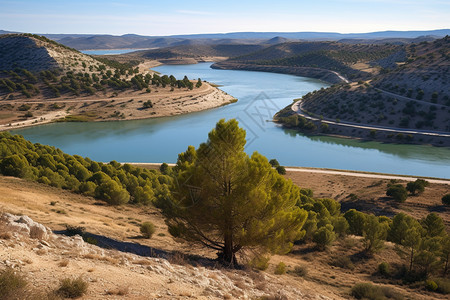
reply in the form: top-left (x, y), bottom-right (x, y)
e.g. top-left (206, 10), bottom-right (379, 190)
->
top-left (0, 0), bottom-right (449, 36)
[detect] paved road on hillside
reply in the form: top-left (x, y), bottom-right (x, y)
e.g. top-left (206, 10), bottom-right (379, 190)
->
top-left (291, 100), bottom-right (450, 138)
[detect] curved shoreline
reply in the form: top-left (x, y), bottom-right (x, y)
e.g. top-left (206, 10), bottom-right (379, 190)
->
top-left (0, 82), bottom-right (237, 132)
top-left (211, 62), bottom-right (347, 84)
top-left (272, 99), bottom-right (450, 147)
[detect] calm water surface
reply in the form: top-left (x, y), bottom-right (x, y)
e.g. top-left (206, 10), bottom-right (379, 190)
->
top-left (81, 49), bottom-right (149, 55)
top-left (12, 63), bottom-right (450, 178)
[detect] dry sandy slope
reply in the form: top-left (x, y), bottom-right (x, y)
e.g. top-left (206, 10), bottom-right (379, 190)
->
top-left (0, 176), bottom-right (337, 300)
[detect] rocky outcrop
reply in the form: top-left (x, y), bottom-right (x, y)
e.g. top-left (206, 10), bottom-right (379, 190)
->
top-left (211, 62), bottom-right (346, 84)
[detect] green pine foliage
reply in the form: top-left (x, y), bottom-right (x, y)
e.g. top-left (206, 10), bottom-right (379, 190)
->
top-left (0, 132), bottom-right (170, 205)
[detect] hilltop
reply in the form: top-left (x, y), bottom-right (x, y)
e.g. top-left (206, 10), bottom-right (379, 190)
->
top-left (0, 34), bottom-right (236, 130)
top-left (212, 41), bottom-right (406, 83)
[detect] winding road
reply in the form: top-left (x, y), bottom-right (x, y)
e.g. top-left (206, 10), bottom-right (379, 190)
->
top-left (291, 100), bottom-right (450, 138)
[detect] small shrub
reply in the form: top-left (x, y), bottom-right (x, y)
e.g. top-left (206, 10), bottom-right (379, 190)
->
top-left (386, 184), bottom-right (408, 202)
top-left (58, 260), bottom-right (69, 267)
top-left (250, 255), bottom-right (270, 271)
top-left (442, 194), bottom-right (450, 205)
top-left (56, 276), bottom-right (88, 298)
top-left (0, 268), bottom-right (28, 298)
top-left (65, 225), bottom-right (85, 236)
top-left (351, 283), bottom-right (384, 300)
top-left (331, 256), bottom-right (355, 270)
top-left (378, 262), bottom-right (390, 277)
top-left (269, 159), bottom-right (280, 167)
top-left (274, 262), bottom-right (286, 275)
top-left (292, 265), bottom-right (308, 277)
top-left (276, 165), bottom-right (286, 175)
top-left (425, 280), bottom-right (438, 291)
top-left (83, 236), bottom-right (98, 245)
top-left (140, 222), bottom-right (155, 239)
top-left (142, 100), bottom-right (153, 108)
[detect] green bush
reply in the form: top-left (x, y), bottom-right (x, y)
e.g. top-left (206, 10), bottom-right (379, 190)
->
top-left (442, 194), bottom-right (450, 205)
top-left (140, 222), bottom-right (155, 239)
top-left (406, 179), bottom-right (428, 195)
top-left (274, 262), bottom-right (286, 275)
top-left (56, 276), bottom-right (88, 298)
top-left (386, 184), bottom-right (408, 202)
top-left (250, 255), bottom-right (270, 271)
top-left (276, 165), bottom-right (286, 175)
top-left (378, 262), bottom-right (391, 277)
top-left (269, 159), bottom-right (280, 167)
top-left (313, 224), bottom-right (336, 250)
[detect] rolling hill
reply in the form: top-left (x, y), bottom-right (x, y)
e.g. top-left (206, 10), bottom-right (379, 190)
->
top-left (274, 36), bottom-right (450, 145)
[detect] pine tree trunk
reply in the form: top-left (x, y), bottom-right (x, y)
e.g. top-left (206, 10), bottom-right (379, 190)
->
top-left (223, 232), bottom-right (234, 266)
top-left (409, 248), bottom-right (414, 272)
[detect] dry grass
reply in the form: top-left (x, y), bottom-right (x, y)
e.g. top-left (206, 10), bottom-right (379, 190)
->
top-left (105, 286), bottom-right (129, 296)
top-left (58, 259), bottom-right (69, 267)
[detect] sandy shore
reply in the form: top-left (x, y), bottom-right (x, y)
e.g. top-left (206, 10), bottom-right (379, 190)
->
top-left (0, 82), bottom-right (236, 131)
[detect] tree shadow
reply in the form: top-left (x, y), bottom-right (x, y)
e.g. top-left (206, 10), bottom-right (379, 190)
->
top-left (428, 204), bottom-right (447, 213)
top-left (340, 197), bottom-right (397, 218)
top-left (54, 230), bottom-right (218, 268)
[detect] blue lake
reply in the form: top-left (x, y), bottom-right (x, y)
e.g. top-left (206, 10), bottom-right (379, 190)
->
top-left (81, 49), bottom-right (149, 55)
top-left (11, 63), bottom-right (450, 179)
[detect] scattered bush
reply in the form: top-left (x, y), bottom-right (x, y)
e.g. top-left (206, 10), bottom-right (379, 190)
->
top-left (274, 262), bottom-right (286, 275)
top-left (140, 222), bottom-right (155, 239)
top-left (406, 179), bottom-right (429, 195)
top-left (276, 165), bottom-right (286, 175)
top-left (142, 100), bottom-right (153, 109)
top-left (292, 265), bottom-right (308, 277)
top-left (65, 225), bottom-right (85, 236)
top-left (378, 262), bottom-right (391, 277)
top-left (56, 276), bottom-right (88, 298)
top-left (442, 194), bottom-right (450, 206)
top-left (249, 255), bottom-right (270, 271)
top-left (331, 256), bottom-right (355, 270)
top-left (350, 282), bottom-right (403, 300)
top-left (386, 184), bottom-right (408, 202)
top-left (269, 159), bottom-right (280, 167)
top-left (0, 268), bottom-right (28, 299)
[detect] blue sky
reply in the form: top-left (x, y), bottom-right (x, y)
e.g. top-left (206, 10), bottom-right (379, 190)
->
top-left (0, 0), bottom-right (448, 35)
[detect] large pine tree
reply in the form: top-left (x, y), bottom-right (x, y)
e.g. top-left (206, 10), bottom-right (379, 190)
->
top-left (161, 119), bottom-right (307, 265)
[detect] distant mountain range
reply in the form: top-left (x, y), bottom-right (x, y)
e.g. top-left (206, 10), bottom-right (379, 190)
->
top-left (0, 29), bottom-right (449, 50)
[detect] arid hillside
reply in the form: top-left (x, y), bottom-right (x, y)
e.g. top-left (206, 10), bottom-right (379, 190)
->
top-left (274, 37), bottom-right (450, 144)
